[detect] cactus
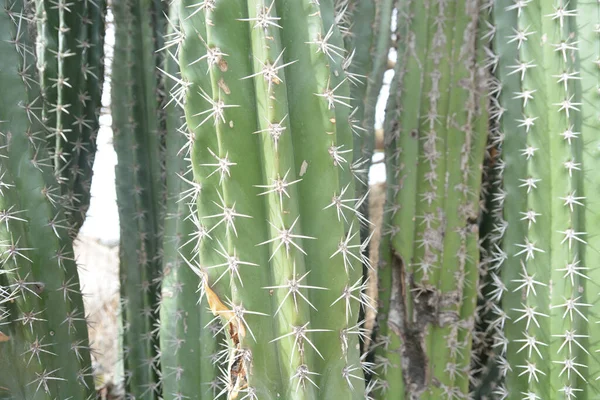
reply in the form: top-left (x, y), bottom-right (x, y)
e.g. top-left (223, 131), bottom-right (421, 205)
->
top-left (487, 0), bottom-right (600, 398)
top-left (158, 1), bottom-right (223, 398)
top-left (175, 0), bottom-right (378, 398)
top-left (0, 0), bottom-right (94, 398)
top-left (375, 0), bottom-right (489, 398)
top-left (112, 0), bottom-right (165, 397)
top-left (34, 0), bottom-right (106, 235)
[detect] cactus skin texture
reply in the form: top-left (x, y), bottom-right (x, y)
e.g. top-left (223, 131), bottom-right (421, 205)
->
top-left (112, 0), bottom-right (165, 397)
top-left (376, 0), bottom-right (489, 398)
top-left (177, 0), bottom-right (375, 398)
top-left (34, 0), bottom-right (106, 236)
top-left (0, 0), bottom-right (94, 398)
top-left (487, 0), bottom-right (600, 398)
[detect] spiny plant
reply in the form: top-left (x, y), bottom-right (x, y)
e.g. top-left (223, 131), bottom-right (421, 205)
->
top-left (111, 0), bottom-right (167, 397)
top-left (158, 0), bottom-right (224, 398)
top-left (479, 0), bottom-right (600, 398)
top-left (374, 0), bottom-right (490, 399)
top-left (35, 0), bottom-right (106, 235)
top-left (172, 0), bottom-right (380, 398)
top-left (0, 0), bottom-right (95, 398)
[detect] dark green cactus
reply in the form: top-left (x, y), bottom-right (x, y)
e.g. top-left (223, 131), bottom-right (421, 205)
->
top-left (0, 0), bottom-right (94, 398)
top-left (34, 0), bottom-right (106, 235)
top-left (112, 0), bottom-right (165, 397)
top-left (375, 0), bottom-right (489, 398)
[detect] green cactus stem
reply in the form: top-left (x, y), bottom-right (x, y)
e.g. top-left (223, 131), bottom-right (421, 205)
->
top-left (376, 0), bottom-right (488, 398)
top-left (158, 1), bottom-right (223, 398)
top-left (34, 0), bottom-right (106, 235)
top-left (0, 1), bottom-right (94, 397)
top-left (112, 0), bottom-right (165, 397)
top-left (179, 0), bottom-right (373, 398)
top-left (491, 0), bottom-right (600, 398)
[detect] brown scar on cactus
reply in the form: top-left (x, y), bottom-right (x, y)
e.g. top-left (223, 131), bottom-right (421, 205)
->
top-left (389, 248), bottom-right (463, 394)
top-left (203, 281), bottom-right (249, 397)
top-left (0, 331), bottom-right (9, 342)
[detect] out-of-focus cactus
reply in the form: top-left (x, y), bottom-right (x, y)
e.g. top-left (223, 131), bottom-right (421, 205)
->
top-left (177, 0), bottom-right (377, 398)
top-left (375, 0), bottom-right (489, 398)
top-left (34, 0), bottom-right (106, 235)
top-left (486, 0), bottom-right (600, 398)
top-left (112, 0), bottom-right (166, 397)
top-left (0, 1), bottom-right (94, 398)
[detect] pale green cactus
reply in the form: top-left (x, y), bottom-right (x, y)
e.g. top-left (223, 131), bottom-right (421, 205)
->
top-left (175, 0), bottom-right (377, 398)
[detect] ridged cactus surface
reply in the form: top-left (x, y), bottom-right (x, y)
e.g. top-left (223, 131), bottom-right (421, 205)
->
top-left (112, 0), bottom-right (166, 397)
top-left (486, 0), bottom-right (600, 398)
top-left (376, 0), bottom-right (489, 398)
top-left (177, 0), bottom-right (375, 398)
top-left (158, 1), bottom-right (223, 398)
top-left (34, 0), bottom-right (105, 235)
top-left (0, 0), bottom-right (94, 398)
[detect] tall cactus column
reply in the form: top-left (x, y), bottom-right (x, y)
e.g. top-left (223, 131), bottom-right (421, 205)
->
top-left (0, 0), bottom-right (94, 398)
top-left (112, 0), bottom-right (164, 397)
top-left (158, 1), bottom-right (222, 398)
top-left (376, 0), bottom-right (489, 398)
top-left (492, 0), bottom-right (600, 398)
top-left (179, 0), bottom-right (370, 398)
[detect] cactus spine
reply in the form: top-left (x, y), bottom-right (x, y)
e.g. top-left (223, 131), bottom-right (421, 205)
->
top-left (0, 0), bottom-right (94, 397)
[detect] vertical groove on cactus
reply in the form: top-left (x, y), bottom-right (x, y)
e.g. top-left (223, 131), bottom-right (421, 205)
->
top-left (0, 0), bottom-right (94, 397)
top-left (337, 2), bottom-right (394, 366)
top-left (579, 0), bottom-right (600, 396)
top-left (112, 0), bottom-right (164, 397)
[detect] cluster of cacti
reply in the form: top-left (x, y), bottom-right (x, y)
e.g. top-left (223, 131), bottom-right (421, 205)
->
top-left (0, 0), bottom-right (103, 397)
top-left (3, 0), bottom-right (600, 398)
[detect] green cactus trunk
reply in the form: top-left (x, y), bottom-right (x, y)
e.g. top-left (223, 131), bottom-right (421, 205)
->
top-left (0, 0), bottom-right (94, 398)
top-left (112, 0), bottom-right (165, 397)
top-left (34, 0), bottom-right (106, 235)
top-left (158, 1), bottom-right (223, 398)
top-left (375, 0), bottom-right (489, 398)
top-left (176, 0), bottom-right (375, 398)
top-left (489, 0), bottom-right (600, 398)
